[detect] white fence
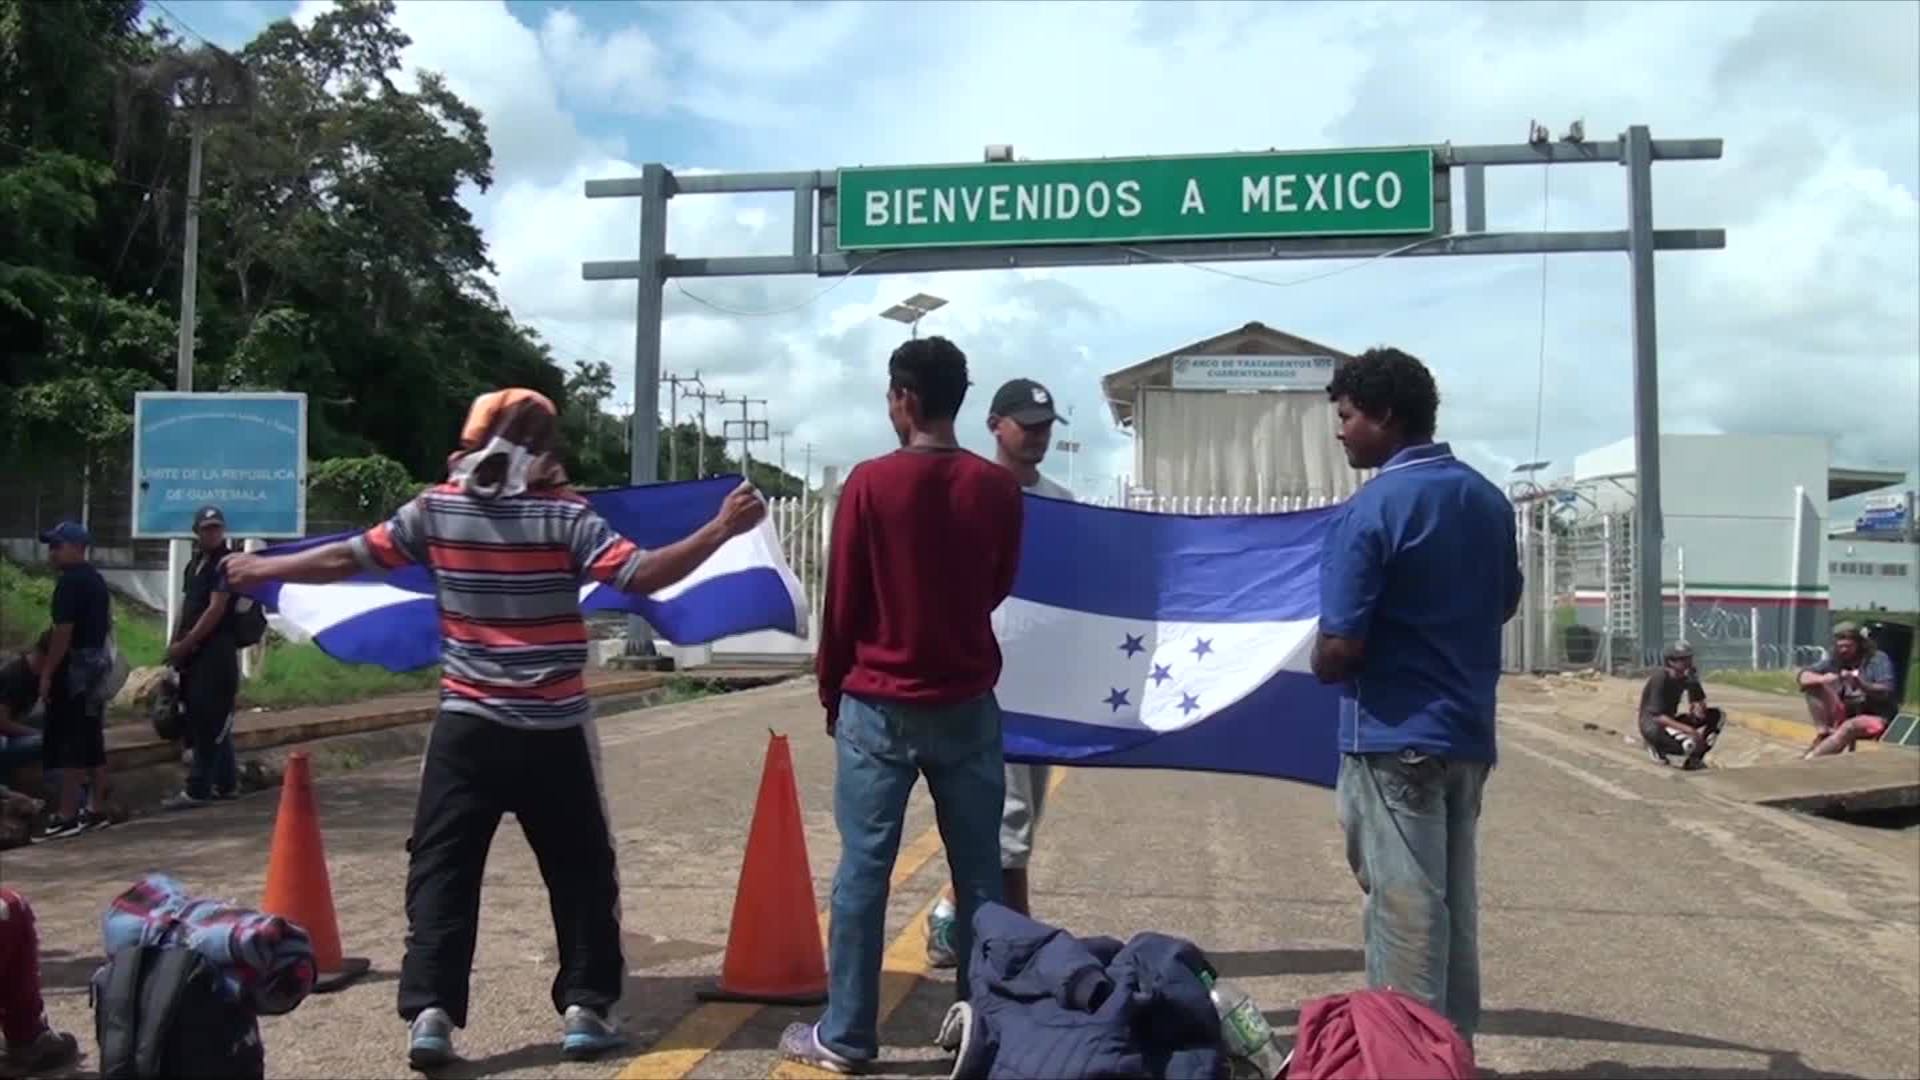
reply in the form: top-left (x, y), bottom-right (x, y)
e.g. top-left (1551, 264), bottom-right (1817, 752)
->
top-left (1088, 493), bottom-right (1339, 515)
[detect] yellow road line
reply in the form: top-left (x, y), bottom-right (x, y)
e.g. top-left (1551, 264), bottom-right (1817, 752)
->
top-left (617, 820), bottom-right (947, 1079)
top-left (766, 891), bottom-right (945, 1080)
top-left (1724, 707), bottom-right (1888, 752)
top-left (619, 768), bottom-right (1070, 1080)
top-left (768, 767), bottom-right (1070, 1080)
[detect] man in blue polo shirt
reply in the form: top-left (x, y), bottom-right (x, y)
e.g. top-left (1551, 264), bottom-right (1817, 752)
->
top-left (1311, 347), bottom-right (1521, 1044)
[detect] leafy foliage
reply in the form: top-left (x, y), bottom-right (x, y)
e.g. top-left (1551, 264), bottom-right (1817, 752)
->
top-left (0, 0), bottom-right (806, 510)
top-left (309, 454), bottom-right (419, 526)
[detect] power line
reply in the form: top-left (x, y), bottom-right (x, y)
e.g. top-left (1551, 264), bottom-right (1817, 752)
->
top-left (145, 0), bottom-right (219, 50)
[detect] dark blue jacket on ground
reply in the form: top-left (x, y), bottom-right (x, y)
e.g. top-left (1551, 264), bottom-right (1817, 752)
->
top-left (962, 902), bottom-right (1226, 1079)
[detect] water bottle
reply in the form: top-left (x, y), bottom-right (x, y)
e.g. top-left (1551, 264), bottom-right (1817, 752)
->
top-left (1200, 971), bottom-right (1288, 1079)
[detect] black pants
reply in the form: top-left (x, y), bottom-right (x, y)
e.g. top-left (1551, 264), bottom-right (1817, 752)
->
top-left (397, 711), bottom-right (623, 1028)
top-left (42, 662), bottom-right (105, 770)
top-left (1642, 707), bottom-right (1725, 760)
top-left (181, 642), bottom-right (239, 798)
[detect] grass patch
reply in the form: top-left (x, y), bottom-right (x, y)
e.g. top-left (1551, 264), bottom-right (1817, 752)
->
top-left (3, 557), bottom-right (436, 712)
top-left (659, 675), bottom-right (717, 706)
top-left (1, 558), bottom-right (168, 665)
top-left (240, 642), bottom-right (438, 710)
top-left (1714, 669), bottom-right (1802, 697)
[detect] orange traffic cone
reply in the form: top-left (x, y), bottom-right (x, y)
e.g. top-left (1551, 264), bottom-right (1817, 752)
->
top-left (261, 751), bottom-right (370, 993)
top-left (695, 732), bottom-right (828, 1005)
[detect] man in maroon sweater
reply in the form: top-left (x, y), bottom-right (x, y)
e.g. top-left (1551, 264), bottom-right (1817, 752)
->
top-left (782, 336), bottom-right (1025, 1074)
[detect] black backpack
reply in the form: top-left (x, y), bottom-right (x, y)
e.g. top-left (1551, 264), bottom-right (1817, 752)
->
top-left (228, 593), bottom-right (269, 648)
top-left (92, 944), bottom-right (265, 1079)
top-left (212, 551), bottom-right (270, 648)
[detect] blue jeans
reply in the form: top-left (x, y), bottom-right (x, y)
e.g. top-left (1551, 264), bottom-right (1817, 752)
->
top-left (1336, 750), bottom-right (1490, 1041)
top-left (819, 693), bottom-right (1006, 1062)
top-left (187, 722), bottom-right (237, 798)
top-left (0, 733), bottom-right (41, 776)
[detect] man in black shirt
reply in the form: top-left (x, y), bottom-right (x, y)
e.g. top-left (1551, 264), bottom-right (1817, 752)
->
top-left (162, 505), bottom-right (240, 808)
top-left (36, 521), bottom-right (114, 839)
top-left (1638, 642), bottom-right (1723, 770)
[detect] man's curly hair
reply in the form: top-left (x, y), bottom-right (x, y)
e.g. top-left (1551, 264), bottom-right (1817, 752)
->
top-left (1325, 347), bottom-right (1440, 441)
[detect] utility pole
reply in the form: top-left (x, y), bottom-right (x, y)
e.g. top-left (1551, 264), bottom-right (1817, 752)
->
top-left (660, 370), bottom-right (703, 481)
top-left (717, 394), bottom-right (769, 479)
top-left (156, 48), bottom-right (252, 649)
top-left (682, 387), bottom-right (724, 478)
top-left (773, 429), bottom-right (791, 479)
top-left (176, 112), bottom-right (203, 393)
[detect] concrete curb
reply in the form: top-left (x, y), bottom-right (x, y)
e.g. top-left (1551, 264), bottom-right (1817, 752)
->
top-left (1721, 706), bottom-right (1891, 753)
top-left (100, 673), bottom-right (658, 773)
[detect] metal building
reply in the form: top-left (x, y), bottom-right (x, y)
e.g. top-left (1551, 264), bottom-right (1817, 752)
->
top-left (1101, 322), bottom-right (1368, 503)
top-left (1507, 433), bottom-right (1908, 675)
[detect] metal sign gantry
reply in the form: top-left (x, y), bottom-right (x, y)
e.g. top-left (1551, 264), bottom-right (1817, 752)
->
top-left (583, 126), bottom-right (1724, 664)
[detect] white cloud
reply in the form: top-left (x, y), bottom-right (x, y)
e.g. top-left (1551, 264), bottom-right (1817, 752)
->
top-left (539, 7), bottom-right (670, 116)
top-left (278, 0), bottom-right (1919, 496)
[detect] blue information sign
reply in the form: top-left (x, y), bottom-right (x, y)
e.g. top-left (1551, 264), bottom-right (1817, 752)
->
top-left (133, 392), bottom-right (308, 538)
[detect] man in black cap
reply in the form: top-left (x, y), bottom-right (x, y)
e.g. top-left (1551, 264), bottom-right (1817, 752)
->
top-left (926, 377), bottom-right (1074, 968)
top-left (162, 505), bottom-right (240, 808)
top-left (34, 521), bottom-right (113, 840)
top-left (1638, 642), bottom-right (1723, 769)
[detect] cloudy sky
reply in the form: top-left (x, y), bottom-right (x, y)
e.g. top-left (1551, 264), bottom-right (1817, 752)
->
top-left (173, 0), bottom-right (1917, 505)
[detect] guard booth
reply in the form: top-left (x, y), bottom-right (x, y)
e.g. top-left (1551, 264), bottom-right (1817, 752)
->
top-left (1101, 322), bottom-right (1368, 503)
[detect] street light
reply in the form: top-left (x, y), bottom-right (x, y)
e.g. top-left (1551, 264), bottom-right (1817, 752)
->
top-left (879, 293), bottom-right (947, 338)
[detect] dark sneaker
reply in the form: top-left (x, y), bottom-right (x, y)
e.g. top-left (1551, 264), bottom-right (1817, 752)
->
top-left (561, 1005), bottom-right (627, 1061)
top-left (1644, 741), bottom-right (1670, 767)
top-left (407, 1007), bottom-right (456, 1071)
top-left (1681, 756), bottom-right (1708, 771)
top-left (76, 808), bottom-right (111, 833)
top-left (779, 1023), bottom-right (866, 1075)
top-left (3, 1028), bottom-right (80, 1073)
top-left (162, 791), bottom-right (210, 811)
top-left (213, 789), bottom-right (239, 801)
top-left (33, 817), bottom-right (81, 843)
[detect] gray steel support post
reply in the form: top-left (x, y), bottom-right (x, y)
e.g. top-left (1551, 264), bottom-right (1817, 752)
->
top-left (627, 163), bottom-right (670, 661)
top-left (1624, 126), bottom-right (1664, 667)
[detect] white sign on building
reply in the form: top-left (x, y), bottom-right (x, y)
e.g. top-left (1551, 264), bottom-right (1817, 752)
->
top-left (1168, 354), bottom-right (1335, 391)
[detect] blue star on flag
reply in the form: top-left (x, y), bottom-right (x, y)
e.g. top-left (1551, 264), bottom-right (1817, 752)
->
top-left (1119, 633), bottom-right (1146, 658)
top-left (1179, 692), bottom-right (1201, 716)
top-left (1103, 687), bottom-right (1131, 713)
top-left (1191, 638), bottom-right (1214, 660)
top-left (1150, 663), bottom-right (1173, 686)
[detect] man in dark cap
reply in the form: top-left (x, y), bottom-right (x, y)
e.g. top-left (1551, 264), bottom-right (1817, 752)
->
top-left (34, 522), bottom-right (113, 840)
top-left (1800, 622), bottom-right (1898, 758)
top-left (1638, 642), bottom-right (1723, 769)
top-left (162, 505), bottom-right (240, 808)
top-left (925, 377), bottom-right (1072, 969)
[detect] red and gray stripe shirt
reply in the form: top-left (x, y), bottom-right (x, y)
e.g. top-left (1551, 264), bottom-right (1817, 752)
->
top-left (349, 485), bottom-right (648, 731)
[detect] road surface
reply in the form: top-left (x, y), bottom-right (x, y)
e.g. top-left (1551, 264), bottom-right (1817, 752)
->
top-left (7, 677), bottom-right (1917, 1079)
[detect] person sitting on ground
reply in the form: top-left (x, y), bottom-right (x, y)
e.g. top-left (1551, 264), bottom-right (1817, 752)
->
top-left (0, 634), bottom-right (50, 779)
top-left (1638, 642), bottom-right (1724, 770)
top-left (1800, 622), bottom-right (1898, 759)
top-left (0, 889), bottom-right (81, 1074)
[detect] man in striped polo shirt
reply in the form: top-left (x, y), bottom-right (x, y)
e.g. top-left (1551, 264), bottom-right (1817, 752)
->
top-left (226, 389), bottom-right (765, 1069)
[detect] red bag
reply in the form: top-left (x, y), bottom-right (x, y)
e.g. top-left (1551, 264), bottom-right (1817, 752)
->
top-left (1288, 989), bottom-right (1475, 1079)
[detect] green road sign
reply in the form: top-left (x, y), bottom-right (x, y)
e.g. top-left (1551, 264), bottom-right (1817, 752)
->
top-left (837, 147), bottom-right (1436, 251)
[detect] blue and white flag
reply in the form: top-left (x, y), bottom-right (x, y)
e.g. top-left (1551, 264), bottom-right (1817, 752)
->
top-left (248, 477), bottom-right (808, 672)
top-left (996, 496), bottom-right (1341, 787)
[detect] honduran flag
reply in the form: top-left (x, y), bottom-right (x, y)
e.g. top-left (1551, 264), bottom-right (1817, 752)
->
top-left (247, 476), bottom-right (808, 673)
top-left (996, 495), bottom-right (1342, 787)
